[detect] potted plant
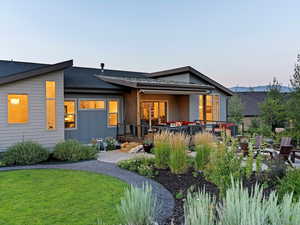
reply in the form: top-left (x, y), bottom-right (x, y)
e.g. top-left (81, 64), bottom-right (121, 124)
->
top-left (143, 139), bottom-right (153, 153)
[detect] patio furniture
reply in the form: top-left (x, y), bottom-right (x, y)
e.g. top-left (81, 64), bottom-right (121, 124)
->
top-left (264, 137), bottom-right (294, 166)
top-left (290, 149), bottom-right (300, 163)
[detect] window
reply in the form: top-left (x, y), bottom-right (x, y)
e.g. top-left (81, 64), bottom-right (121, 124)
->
top-left (46, 81), bottom-right (56, 130)
top-left (64, 100), bottom-right (76, 129)
top-left (199, 95), bottom-right (220, 121)
top-left (79, 100), bottom-right (105, 110)
top-left (7, 94), bottom-right (28, 123)
top-left (108, 100), bottom-right (118, 126)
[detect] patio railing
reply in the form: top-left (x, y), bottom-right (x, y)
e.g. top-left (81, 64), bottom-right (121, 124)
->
top-left (116, 120), bottom-right (232, 140)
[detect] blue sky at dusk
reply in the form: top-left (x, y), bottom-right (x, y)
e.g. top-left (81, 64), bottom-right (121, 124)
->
top-left (0, 0), bottom-right (299, 87)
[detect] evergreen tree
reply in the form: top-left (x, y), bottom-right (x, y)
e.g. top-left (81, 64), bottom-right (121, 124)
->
top-left (259, 77), bottom-right (286, 131)
top-left (288, 54), bottom-right (300, 133)
top-left (228, 95), bottom-right (244, 125)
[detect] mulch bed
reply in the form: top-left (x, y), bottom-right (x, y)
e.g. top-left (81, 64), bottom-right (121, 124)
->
top-left (153, 168), bottom-right (278, 225)
top-left (153, 168), bottom-right (219, 225)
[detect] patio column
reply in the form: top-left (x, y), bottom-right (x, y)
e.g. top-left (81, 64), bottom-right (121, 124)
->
top-left (137, 89), bottom-right (141, 138)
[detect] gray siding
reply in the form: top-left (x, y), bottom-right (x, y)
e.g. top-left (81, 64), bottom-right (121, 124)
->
top-left (159, 73), bottom-right (190, 82)
top-left (189, 94), bottom-right (200, 121)
top-left (64, 93), bottom-right (123, 143)
top-left (190, 74), bottom-right (228, 122)
top-left (0, 71), bottom-right (65, 151)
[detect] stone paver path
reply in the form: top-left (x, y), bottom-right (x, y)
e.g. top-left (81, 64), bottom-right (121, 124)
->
top-left (98, 150), bottom-right (154, 163)
top-left (0, 160), bottom-right (174, 225)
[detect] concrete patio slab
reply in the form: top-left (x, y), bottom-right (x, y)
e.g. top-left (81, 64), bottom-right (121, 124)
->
top-left (98, 150), bottom-right (154, 163)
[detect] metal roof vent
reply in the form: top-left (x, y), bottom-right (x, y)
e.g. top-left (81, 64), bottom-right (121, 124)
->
top-left (100, 63), bottom-right (105, 73)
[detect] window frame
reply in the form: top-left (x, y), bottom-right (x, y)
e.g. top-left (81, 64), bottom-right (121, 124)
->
top-left (64, 98), bottom-right (78, 130)
top-left (45, 80), bottom-right (57, 131)
top-left (199, 94), bottom-right (221, 122)
top-left (7, 93), bottom-right (29, 124)
top-left (140, 100), bottom-right (169, 123)
top-left (78, 99), bottom-right (106, 111)
top-left (107, 99), bottom-right (120, 128)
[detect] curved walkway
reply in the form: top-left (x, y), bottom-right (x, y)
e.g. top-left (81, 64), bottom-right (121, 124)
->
top-left (0, 160), bottom-right (174, 225)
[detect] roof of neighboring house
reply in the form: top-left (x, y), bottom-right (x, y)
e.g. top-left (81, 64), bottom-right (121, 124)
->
top-left (0, 60), bottom-right (73, 85)
top-left (237, 92), bottom-right (267, 117)
top-left (148, 66), bottom-right (233, 96)
top-left (96, 75), bottom-right (214, 92)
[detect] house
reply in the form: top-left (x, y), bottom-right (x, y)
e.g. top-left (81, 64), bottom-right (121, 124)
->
top-left (0, 59), bottom-right (233, 151)
top-left (235, 91), bottom-right (267, 129)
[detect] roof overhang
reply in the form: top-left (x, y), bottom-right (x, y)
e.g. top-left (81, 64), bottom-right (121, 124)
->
top-left (139, 89), bottom-right (211, 95)
top-left (0, 60), bottom-right (73, 85)
top-left (148, 66), bottom-right (234, 96)
top-left (95, 75), bottom-right (215, 92)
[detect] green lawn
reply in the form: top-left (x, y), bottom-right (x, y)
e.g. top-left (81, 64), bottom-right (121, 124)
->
top-left (0, 169), bottom-right (128, 225)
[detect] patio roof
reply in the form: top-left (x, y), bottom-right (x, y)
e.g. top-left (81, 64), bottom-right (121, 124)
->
top-left (95, 75), bottom-right (215, 92)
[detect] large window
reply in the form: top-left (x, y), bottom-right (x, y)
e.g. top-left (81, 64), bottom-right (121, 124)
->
top-left (64, 100), bottom-right (76, 129)
top-left (7, 94), bottom-right (28, 123)
top-left (199, 95), bottom-right (220, 121)
top-left (79, 100), bottom-right (105, 110)
top-left (108, 100), bottom-right (118, 127)
top-left (46, 81), bottom-right (56, 130)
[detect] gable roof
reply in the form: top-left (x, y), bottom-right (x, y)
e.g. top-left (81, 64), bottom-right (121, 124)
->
top-left (96, 75), bottom-right (214, 93)
top-left (0, 60), bottom-right (73, 85)
top-left (237, 92), bottom-right (267, 116)
top-left (148, 66), bottom-right (233, 96)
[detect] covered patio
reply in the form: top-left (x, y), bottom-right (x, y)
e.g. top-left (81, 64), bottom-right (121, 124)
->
top-left (97, 75), bottom-right (227, 139)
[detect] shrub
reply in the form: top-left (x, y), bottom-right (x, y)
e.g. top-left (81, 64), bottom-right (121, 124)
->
top-left (193, 132), bottom-right (215, 147)
top-left (184, 178), bottom-right (300, 225)
top-left (184, 188), bottom-right (216, 225)
top-left (3, 141), bottom-right (49, 166)
top-left (117, 183), bottom-right (158, 225)
top-left (153, 131), bottom-right (172, 169)
top-left (204, 144), bottom-right (243, 196)
top-left (53, 139), bottom-right (97, 161)
top-left (169, 133), bottom-right (189, 174)
top-left (105, 137), bottom-right (117, 151)
top-left (194, 144), bottom-right (212, 171)
top-left (277, 169), bottom-right (300, 202)
top-left (117, 157), bottom-right (156, 178)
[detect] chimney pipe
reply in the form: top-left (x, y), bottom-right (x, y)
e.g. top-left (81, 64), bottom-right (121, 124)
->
top-left (100, 63), bottom-right (105, 73)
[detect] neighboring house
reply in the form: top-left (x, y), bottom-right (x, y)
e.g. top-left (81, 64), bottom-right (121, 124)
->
top-left (0, 59), bottom-right (233, 151)
top-left (237, 92), bottom-right (267, 129)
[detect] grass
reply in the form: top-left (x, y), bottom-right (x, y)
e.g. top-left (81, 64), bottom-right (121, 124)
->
top-left (0, 169), bottom-right (128, 225)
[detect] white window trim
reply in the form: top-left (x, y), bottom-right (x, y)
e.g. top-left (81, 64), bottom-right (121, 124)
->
top-left (78, 98), bottom-right (106, 111)
top-left (45, 80), bottom-right (57, 131)
top-left (107, 99), bottom-right (120, 128)
top-left (7, 93), bottom-right (30, 125)
top-left (64, 98), bottom-right (78, 130)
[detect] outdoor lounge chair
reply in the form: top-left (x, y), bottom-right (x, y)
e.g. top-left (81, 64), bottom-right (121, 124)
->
top-left (265, 137), bottom-right (294, 167)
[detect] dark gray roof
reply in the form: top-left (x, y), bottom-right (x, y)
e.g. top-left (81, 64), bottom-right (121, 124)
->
top-left (0, 60), bottom-right (228, 94)
top-left (96, 75), bottom-right (215, 92)
top-left (237, 92), bottom-right (267, 116)
top-left (64, 66), bottom-right (147, 90)
top-left (0, 60), bottom-right (47, 77)
top-left (148, 66), bottom-right (233, 96)
top-left (0, 60), bottom-right (73, 85)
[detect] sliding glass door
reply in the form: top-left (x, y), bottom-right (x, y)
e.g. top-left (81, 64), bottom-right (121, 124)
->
top-left (141, 101), bottom-right (167, 127)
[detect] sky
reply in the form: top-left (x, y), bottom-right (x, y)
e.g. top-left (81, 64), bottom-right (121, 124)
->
top-left (0, 0), bottom-right (299, 87)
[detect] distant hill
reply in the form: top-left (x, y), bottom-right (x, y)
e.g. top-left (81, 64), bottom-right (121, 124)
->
top-left (230, 85), bottom-right (292, 93)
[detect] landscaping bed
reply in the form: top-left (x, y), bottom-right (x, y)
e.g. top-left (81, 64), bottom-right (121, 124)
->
top-left (153, 168), bottom-right (218, 225)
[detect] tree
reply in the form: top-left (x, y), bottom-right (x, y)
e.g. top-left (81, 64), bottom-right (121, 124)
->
top-left (288, 54), bottom-right (300, 133)
top-left (259, 77), bottom-right (286, 131)
top-left (228, 95), bottom-right (244, 125)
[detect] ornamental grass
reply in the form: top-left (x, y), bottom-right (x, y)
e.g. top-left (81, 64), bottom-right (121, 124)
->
top-left (169, 132), bottom-right (189, 174)
top-left (153, 131), bottom-right (172, 169)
